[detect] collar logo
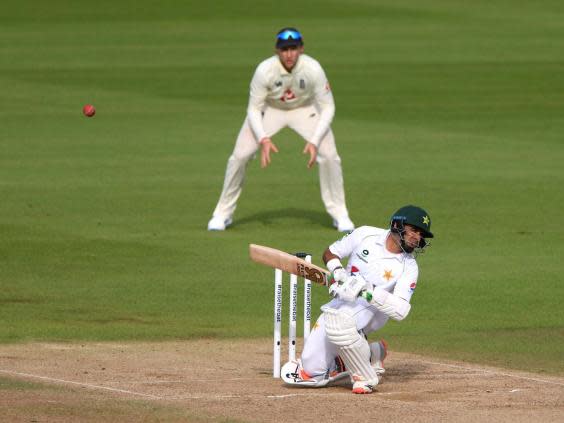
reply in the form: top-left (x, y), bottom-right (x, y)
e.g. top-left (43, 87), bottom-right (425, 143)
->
top-left (422, 215), bottom-right (430, 225)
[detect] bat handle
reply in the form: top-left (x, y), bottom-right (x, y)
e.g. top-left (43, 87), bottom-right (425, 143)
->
top-left (295, 252), bottom-right (311, 258)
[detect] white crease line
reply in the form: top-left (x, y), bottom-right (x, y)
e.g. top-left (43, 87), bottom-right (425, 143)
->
top-left (0, 369), bottom-right (307, 401)
top-left (414, 360), bottom-right (564, 387)
top-left (105, 380), bottom-right (187, 384)
top-left (267, 392), bottom-right (343, 399)
top-left (0, 369), bottom-right (162, 399)
top-left (167, 392), bottom-right (353, 400)
top-left (266, 391), bottom-right (401, 399)
top-left (168, 394), bottom-right (247, 400)
top-left (105, 377), bottom-right (258, 385)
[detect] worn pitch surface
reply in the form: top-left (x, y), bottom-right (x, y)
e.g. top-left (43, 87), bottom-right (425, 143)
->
top-left (1, 339), bottom-right (563, 422)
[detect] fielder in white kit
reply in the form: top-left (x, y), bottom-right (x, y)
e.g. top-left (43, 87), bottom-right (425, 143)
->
top-left (207, 27), bottom-right (354, 232)
top-left (281, 205), bottom-right (434, 394)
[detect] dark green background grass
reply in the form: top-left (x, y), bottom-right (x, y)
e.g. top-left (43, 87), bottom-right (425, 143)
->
top-left (1, 1), bottom-right (563, 374)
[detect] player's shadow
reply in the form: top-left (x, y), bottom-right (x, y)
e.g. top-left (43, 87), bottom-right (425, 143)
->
top-left (329, 362), bottom-right (428, 387)
top-left (233, 208), bottom-right (333, 229)
top-left (385, 362), bottom-right (429, 383)
top-left (279, 362), bottom-right (429, 391)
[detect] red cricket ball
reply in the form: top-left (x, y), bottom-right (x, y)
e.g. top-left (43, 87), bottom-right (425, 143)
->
top-left (83, 104), bottom-right (96, 117)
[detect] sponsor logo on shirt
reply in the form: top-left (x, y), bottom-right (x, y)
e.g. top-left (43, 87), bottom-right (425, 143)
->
top-left (410, 282), bottom-right (417, 291)
top-left (355, 253), bottom-right (368, 263)
top-left (280, 89), bottom-right (296, 102)
top-left (350, 266), bottom-right (360, 275)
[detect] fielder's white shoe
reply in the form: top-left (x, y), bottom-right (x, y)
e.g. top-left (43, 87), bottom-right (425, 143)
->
top-left (207, 216), bottom-right (233, 231)
top-left (333, 216), bottom-right (355, 232)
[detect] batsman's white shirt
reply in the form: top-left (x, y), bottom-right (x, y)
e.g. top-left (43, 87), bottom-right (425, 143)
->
top-left (323, 226), bottom-right (419, 334)
top-left (300, 227), bottom-right (419, 376)
top-left (247, 54), bottom-right (335, 147)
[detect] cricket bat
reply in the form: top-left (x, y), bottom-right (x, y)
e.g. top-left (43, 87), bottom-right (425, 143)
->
top-left (249, 244), bottom-right (330, 286)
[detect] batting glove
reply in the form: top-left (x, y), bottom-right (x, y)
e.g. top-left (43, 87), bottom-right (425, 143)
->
top-left (335, 275), bottom-right (372, 303)
top-left (332, 267), bottom-right (347, 284)
top-left (328, 268), bottom-right (347, 297)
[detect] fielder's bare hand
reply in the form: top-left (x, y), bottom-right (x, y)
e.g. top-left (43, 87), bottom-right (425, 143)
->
top-left (303, 142), bottom-right (317, 168)
top-left (260, 138), bottom-right (279, 168)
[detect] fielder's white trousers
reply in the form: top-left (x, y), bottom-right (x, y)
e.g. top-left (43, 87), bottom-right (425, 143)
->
top-left (211, 105), bottom-right (350, 222)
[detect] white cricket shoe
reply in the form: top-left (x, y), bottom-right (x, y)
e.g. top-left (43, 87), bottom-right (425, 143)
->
top-left (281, 359), bottom-right (348, 388)
top-left (351, 373), bottom-right (379, 394)
top-left (333, 216), bottom-right (355, 232)
top-left (281, 360), bottom-right (326, 387)
top-left (207, 216), bottom-right (233, 231)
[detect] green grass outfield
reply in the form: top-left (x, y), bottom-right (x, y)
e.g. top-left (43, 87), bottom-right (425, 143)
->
top-left (1, 0), bottom-right (563, 375)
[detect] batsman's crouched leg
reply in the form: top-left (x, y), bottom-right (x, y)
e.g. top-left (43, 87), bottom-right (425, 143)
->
top-left (324, 308), bottom-right (379, 394)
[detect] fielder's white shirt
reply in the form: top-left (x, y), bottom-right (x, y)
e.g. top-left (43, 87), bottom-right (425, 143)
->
top-left (323, 226), bottom-right (420, 334)
top-left (246, 54), bottom-right (335, 147)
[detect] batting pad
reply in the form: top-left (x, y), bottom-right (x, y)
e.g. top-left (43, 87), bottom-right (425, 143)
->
top-left (324, 309), bottom-right (379, 384)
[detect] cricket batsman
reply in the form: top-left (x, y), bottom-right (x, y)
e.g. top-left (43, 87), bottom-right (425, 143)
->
top-left (281, 205), bottom-right (434, 394)
top-left (207, 27), bottom-right (354, 232)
